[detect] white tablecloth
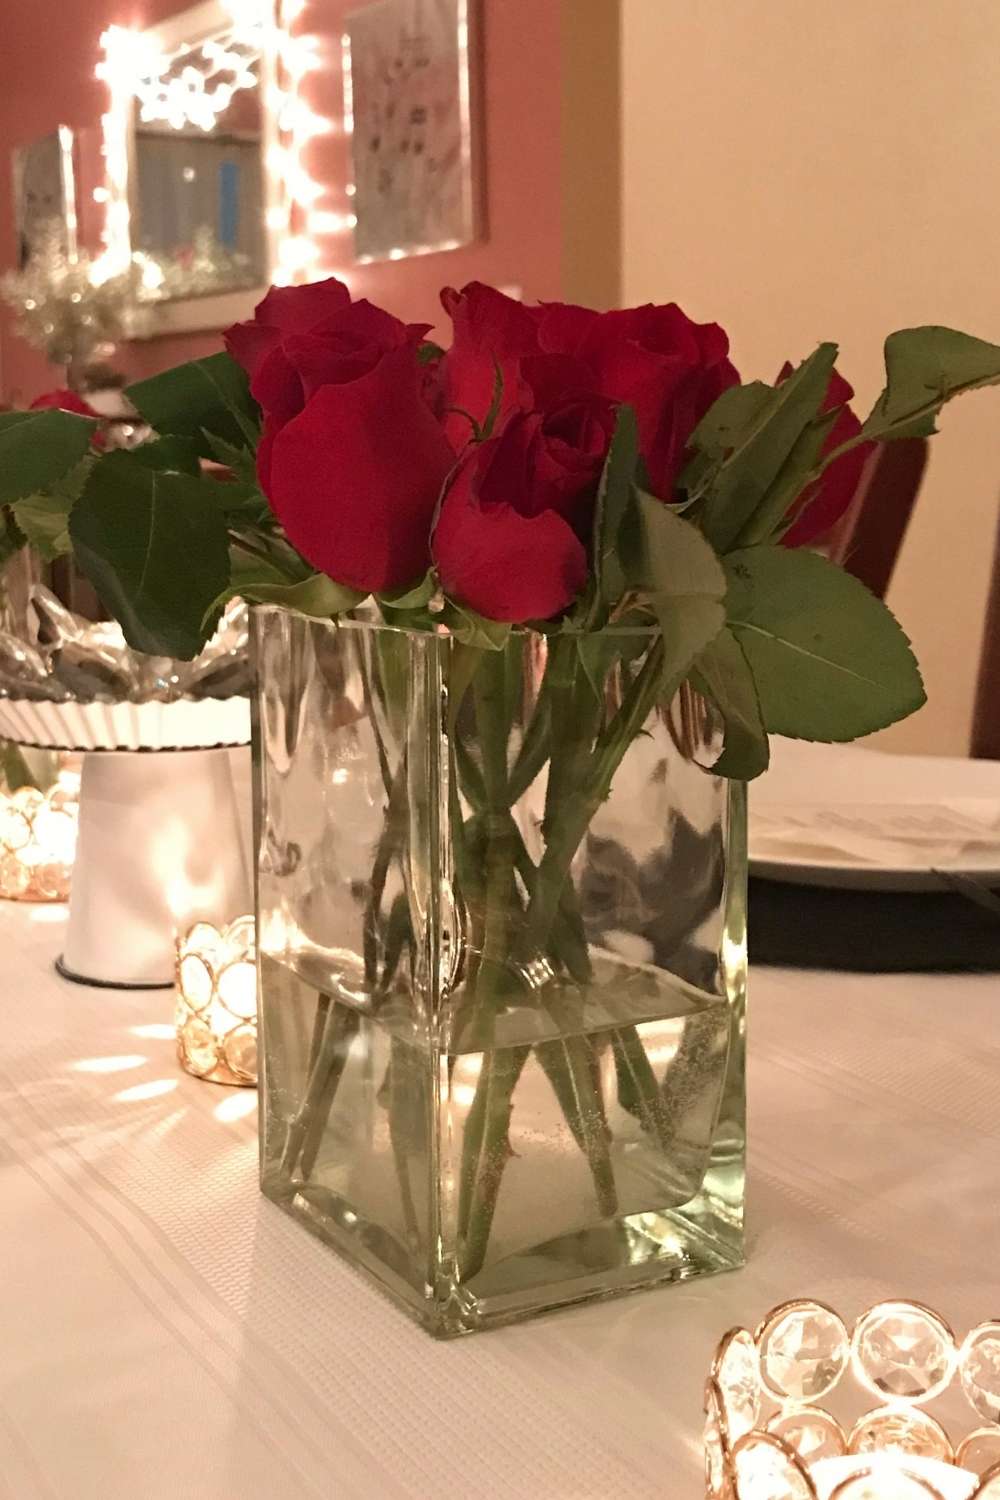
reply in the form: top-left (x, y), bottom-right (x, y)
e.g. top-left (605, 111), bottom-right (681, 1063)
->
top-left (2, 899), bottom-right (998, 1499)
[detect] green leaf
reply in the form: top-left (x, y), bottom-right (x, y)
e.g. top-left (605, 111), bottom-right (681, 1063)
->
top-left (570, 629), bottom-right (648, 707)
top-left (379, 570), bottom-right (437, 611)
top-left (239, 573), bottom-right (365, 615)
top-left (630, 491), bottom-right (727, 684)
top-left (11, 454), bottom-right (94, 561)
top-left (677, 385), bottom-right (772, 504)
top-left (734, 407), bottom-right (838, 547)
top-left (861, 326), bottom-right (1000, 443)
top-left (446, 640), bottom-right (484, 732)
top-left (203, 431), bottom-right (260, 485)
top-left (587, 404), bottom-right (639, 624)
top-left (690, 627), bottom-right (769, 780)
top-left (724, 546), bottom-right (926, 741)
top-left (198, 475), bottom-right (268, 518)
top-left (131, 433), bottom-right (264, 516)
top-left (574, 633), bottom-right (620, 704)
top-left (696, 345), bottom-right (839, 552)
top-left (208, 566), bottom-right (365, 625)
top-left (126, 352), bottom-right (260, 456)
top-left (418, 341), bottom-right (445, 365)
top-left (68, 451), bottom-right (231, 659)
top-left (684, 382), bottom-right (774, 465)
top-left (13, 491), bottom-right (73, 560)
top-left (0, 409), bottom-right (95, 505)
top-left (440, 600), bottom-right (511, 651)
top-left (228, 549), bottom-right (291, 591)
top-left (129, 435), bottom-right (202, 475)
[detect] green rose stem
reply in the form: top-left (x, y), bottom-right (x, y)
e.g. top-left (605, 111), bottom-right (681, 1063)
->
top-left (297, 1006), bottom-right (360, 1180)
top-left (362, 763), bottom-right (409, 988)
top-left (460, 639), bottom-right (676, 1258)
top-left (457, 647), bottom-right (620, 1280)
top-left (469, 653), bottom-right (517, 1012)
top-left (281, 673), bottom-right (409, 1185)
top-left (279, 994), bottom-right (360, 1178)
top-left (456, 1042), bottom-right (531, 1281)
top-left (523, 639), bottom-right (667, 961)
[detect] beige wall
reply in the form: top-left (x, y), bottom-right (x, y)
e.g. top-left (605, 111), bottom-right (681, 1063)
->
top-left (621, 0), bottom-right (1000, 754)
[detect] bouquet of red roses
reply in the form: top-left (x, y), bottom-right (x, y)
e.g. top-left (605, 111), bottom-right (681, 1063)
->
top-left (9, 275), bottom-right (996, 771)
top-left (3, 279), bottom-right (998, 1299)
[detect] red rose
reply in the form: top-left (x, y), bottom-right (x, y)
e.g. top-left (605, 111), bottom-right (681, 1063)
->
top-left (267, 342), bottom-right (454, 594)
top-left (432, 387), bottom-right (615, 622)
top-left (439, 289), bottom-right (737, 496)
top-left (536, 302), bottom-right (739, 501)
top-left (225, 280), bottom-right (452, 594)
top-left (438, 282), bottom-right (544, 451)
top-left (779, 367), bottom-right (875, 547)
top-left (227, 285), bottom-right (431, 491)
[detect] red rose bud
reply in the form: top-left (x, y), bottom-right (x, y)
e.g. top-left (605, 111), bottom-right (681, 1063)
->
top-left (224, 277), bottom-right (354, 382)
top-left (778, 366), bottom-right (875, 548)
top-left (266, 343), bottom-right (454, 595)
top-left (438, 282), bottom-right (545, 452)
top-left (433, 404), bottom-right (611, 623)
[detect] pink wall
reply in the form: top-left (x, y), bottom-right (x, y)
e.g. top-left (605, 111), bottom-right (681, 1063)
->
top-left (301, 0), bottom-right (564, 332)
top-left (0, 0), bottom-right (566, 405)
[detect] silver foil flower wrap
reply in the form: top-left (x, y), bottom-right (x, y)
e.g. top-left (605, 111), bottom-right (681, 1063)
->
top-left (0, 586), bottom-right (250, 705)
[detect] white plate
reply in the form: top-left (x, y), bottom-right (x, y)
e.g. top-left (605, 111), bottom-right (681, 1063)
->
top-left (750, 739), bottom-right (1000, 891)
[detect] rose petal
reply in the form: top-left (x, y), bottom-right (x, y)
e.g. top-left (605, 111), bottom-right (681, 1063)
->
top-left (224, 320), bottom-right (282, 380)
top-left (439, 282), bottom-right (544, 450)
top-left (537, 302), bottom-right (601, 355)
top-left (266, 345), bottom-right (454, 594)
top-left (433, 438), bottom-right (589, 622)
top-left (253, 277), bottom-right (352, 332)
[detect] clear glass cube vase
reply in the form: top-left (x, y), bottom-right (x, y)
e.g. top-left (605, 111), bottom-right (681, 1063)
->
top-left (252, 608), bottom-right (747, 1337)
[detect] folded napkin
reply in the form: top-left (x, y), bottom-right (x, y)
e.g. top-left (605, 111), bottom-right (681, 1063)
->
top-left (750, 798), bottom-right (1000, 869)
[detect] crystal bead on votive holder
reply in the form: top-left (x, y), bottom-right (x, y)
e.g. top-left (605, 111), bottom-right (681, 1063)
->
top-left (706, 1301), bottom-right (1000, 1499)
top-left (175, 917), bottom-right (257, 1086)
top-left (0, 772), bottom-right (79, 902)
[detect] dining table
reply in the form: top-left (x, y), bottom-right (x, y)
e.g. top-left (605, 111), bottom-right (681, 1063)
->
top-left (2, 894), bottom-right (998, 1499)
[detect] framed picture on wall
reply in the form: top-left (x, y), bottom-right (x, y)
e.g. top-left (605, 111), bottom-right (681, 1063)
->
top-left (12, 127), bottom-right (76, 269)
top-left (344, 0), bottom-right (483, 264)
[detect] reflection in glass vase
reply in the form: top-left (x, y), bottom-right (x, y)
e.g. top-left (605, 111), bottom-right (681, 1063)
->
top-left (254, 609), bottom-right (746, 1336)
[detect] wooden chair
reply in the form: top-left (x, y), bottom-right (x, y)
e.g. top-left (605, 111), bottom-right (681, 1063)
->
top-left (971, 504), bottom-right (1000, 759)
top-left (827, 437), bottom-right (929, 601)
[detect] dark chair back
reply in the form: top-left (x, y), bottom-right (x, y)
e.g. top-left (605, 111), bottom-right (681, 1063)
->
top-left (971, 505), bottom-right (1000, 760)
top-left (826, 437), bottom-right (928, 601)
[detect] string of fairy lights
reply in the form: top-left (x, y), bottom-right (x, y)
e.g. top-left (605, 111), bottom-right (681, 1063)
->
top-left (94, 0), bottom-right (354, 292)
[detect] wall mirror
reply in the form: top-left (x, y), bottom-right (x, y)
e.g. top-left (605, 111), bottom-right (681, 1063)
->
top-left (100, 0), bottom-right (280, 334)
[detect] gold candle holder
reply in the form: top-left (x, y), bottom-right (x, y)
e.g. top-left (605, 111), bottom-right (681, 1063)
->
top-left (706, 1300), bottom-right (1000, 1499)
top-left (175, 917), bottom-right (257, 1086)
top-left (0, 772), bottom-right (79, 902)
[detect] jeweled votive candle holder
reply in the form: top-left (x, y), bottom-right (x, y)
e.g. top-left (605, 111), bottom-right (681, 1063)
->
top-left (0, 773), bottom-right (79, 902)
top-left (706, 1300), bottom-right (1000, 1499)
top-left (175, 917), bottom-right (257, 1086)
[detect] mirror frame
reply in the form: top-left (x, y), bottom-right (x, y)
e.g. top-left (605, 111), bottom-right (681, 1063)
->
top-left (104, 0), bottom-right (280, 336)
